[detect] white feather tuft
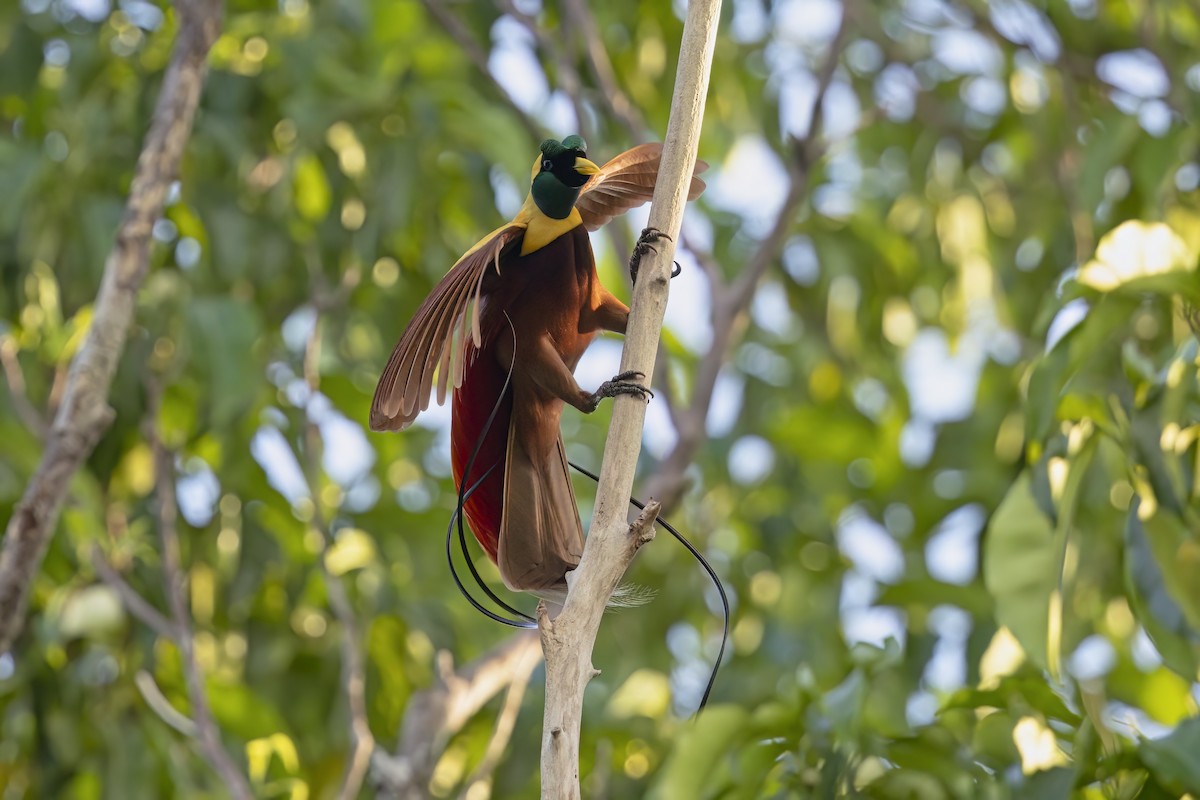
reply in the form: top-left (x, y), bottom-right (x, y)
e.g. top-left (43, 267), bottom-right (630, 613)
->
top-left (530, 583), bottom-right (655, 611)
top-left (608, 583), bottom-right (657, 609)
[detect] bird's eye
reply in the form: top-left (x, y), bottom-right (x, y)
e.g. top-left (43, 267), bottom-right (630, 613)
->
top-left (541, 159), bottom-right (553, 171)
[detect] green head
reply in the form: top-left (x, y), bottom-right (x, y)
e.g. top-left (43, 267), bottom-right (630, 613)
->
top-left (530, 135), bottom-right (600, 219)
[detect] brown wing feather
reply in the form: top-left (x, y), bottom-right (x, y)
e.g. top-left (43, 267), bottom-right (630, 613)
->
top-left (370, 225), bottom-right (524, 432)
top-left (576, 143), bottom-right (708, 231)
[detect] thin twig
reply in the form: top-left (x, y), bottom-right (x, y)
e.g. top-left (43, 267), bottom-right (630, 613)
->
top-left (0, 336), bottom-right (47, 437)
top-left (300, 312), bottom-right (375, 800)
top-left (495, 0), bottom-right (594, 141)
top-left (147, 382), bottom-right (254, 800)
top-left (643, 15), bottom-right (850, 512)
top-left (457, 640), bottom-right (541, 799)
top-left (493, 0), bottom-right (538, 30)
top-left (0, 0), bottom-right (223, 652)
top-left (418, 0), bottom-right (544, 143)
top-left (45, 361), bottom-right (68, 421)
top-left (682, 234), bottom-right (723, 286)
top-left (373, 632), bottom-right (542, 800)
top-left (559, 0), bottom-right (646, 138)
top-left (727, 19), bottom-right (846, 309)
top-left (134, 669), bottom-right (200, 736)
top-left (90, 549), bottom-right (177, 640)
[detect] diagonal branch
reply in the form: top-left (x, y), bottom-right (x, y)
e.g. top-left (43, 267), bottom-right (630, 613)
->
top-left (88, 409), bottom-right (248, 793)
top-left (643, 15), bottom-right (850, 512)
top-left (419, 0), bottom-right (544, 143)
top-left (559, 0), bottom-right (646, 138)
top-left (643, 157), bottom-right (811, 510)
top-left (134, 669), bottom-right (201, 736)
top-left (372, 631), bottom-right (542, 799)
top-left (0, 0), bottom-right (223, 653)
top-left (538, 0), bottom-right (723, 796)
top-left (457, 640), bottom-right (541, 798)
top-left (91, 549), bottom-right (177, 640)
top-left (495, 0), bottom-right (594, 141)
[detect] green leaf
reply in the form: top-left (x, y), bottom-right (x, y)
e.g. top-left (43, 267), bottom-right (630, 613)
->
top-left (1125, 500), bottom-right (1200, 644)
top-left (1077, 114), bottom-right (1140, 211)
top-left (864, 670), bottom-right (913, 738)
top-left (293, 153), bottom-right (332, 222)
top-left (1020, 767), bottom-right (1076, 800)
top-left (943, 676), bottom-right (1081, 725)
top-left (1121, 338), bottom-right (1161, 387)
top-left (984, 472), bottom-right (1057, 670)
top-left (1047, 434), bottom-right (1098, 677)
top-left (971, 711), bottom-right (1020, 766)
top-left (650, 705), bottom-right (749, 800)
top-left (876, 579), bottom-right (994, 618)
top-left (1111, 271), bottom-right (1200, 305)
top-left (205, 678), bottom-right (289, 741)
top-left (1139, 716), bottom-right (1200, 794)
top-left (864, 769), bottom-right (950, 800)
top-left (184, 297), bottom-right (263, 429)
top-left (1129, 411), bottom-right (1186, 515)
top-left (726, 738), bottom-right (789, 800)
top-left (823, 668), bottom-right (867, 740)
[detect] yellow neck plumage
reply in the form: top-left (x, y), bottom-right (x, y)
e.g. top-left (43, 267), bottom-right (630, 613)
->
top-left (513, 195), bottom-right (582, 256)
top-left (450, 196), bottom-right (582, 268)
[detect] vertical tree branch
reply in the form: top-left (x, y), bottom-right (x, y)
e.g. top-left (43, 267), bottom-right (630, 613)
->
top-left (537, 0), bottom-right (722, 796)
top-left (0, 0), bottom-right (222, 653)
top-left (87, 409), bottom-right (248, 792)
top-left (301, 312), bottom-right (375, 800)
top-left (147, 386), bottom-right (254, 800)
top-left (374, 6), bottom-right (832, 791)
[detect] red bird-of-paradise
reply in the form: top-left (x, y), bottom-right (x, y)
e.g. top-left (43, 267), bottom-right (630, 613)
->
top-left (370, 136), bottom-right (705, 606)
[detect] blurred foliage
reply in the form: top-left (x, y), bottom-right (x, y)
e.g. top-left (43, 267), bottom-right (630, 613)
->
top-left (2, 0), bottom-right (1200, 797)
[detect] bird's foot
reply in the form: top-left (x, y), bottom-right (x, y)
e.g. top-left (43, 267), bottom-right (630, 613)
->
top-left (587, 371), bottom-right (654, 410)
top-left (629, 228), bottom-right (678, 285)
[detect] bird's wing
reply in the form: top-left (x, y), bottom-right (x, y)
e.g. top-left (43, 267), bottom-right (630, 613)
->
top-left (575, 143), bottom-right (708, 232)
top-left (370, 224), bottom-right (526, 432)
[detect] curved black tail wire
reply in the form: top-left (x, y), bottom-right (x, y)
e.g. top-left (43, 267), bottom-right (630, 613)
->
top-left (566, 461), bottom-right (729, 715)
top-left (445, 315), bottom-right (728, 711)
top-left (448, 313), bottom-right (537, 627)
top-left (446, 464), bottom-right (536, 628)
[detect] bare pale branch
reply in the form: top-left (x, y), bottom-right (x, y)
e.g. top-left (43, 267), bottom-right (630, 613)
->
top-left (537, 0), bottom-right (723, 794)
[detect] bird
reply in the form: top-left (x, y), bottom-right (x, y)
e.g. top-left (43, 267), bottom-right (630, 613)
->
top-left (369, 135), bottom-right (706, 602)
